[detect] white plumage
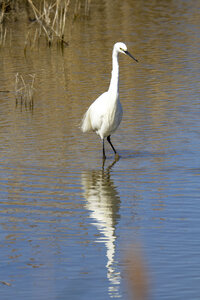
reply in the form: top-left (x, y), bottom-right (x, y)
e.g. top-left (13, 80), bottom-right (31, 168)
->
top-left (81, 42), bottom-right (138, 160)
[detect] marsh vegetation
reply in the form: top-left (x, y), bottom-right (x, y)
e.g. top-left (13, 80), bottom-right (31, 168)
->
top-left (15, 73), bottom-right (35, 110)
top-left (0, 0), bottom-right (91, 49)
top-left (0, 0), bottom-right (91, 106)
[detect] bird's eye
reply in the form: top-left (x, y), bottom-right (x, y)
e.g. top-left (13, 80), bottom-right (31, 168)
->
top-left (120, 47), bottom-right (124, 51)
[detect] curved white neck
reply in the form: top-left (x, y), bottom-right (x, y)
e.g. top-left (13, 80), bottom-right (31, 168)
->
top-left (108, 49), bottom-right (119, 94)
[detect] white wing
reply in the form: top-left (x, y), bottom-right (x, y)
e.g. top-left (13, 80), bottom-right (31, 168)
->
top-left (81, 91), bottom-right (123, 139)
top-left (81, 92), bottom-right (108, 133)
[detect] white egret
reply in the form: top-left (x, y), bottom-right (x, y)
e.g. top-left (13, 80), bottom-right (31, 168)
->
top-left (81, 42), bottom-right (138, 160)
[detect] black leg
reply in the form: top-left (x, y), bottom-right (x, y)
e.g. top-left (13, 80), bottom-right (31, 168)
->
top-left (107, 135), bottom-right (117, 154)
top-left (102, 139), bottom-right (106, 160)
top-left (107, 135), bottom-right (120, 160)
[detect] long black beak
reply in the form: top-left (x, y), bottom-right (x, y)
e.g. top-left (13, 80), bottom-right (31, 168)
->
top-left (124, 50), bottom-right (138, 62)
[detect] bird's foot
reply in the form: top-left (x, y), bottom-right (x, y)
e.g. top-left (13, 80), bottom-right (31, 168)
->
top-left (115, 153), bottom-right (120, 161)
top-left (102, 156), bottom-right (106, 169)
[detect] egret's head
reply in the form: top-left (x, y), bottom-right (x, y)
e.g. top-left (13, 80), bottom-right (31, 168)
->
top-left (114, 42), bottom-right (138, 62)
top-left (115, 42), bottom-right (128, 54)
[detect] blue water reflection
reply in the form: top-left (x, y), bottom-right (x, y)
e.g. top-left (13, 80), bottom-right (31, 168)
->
top-left (82, 162), bottom-right (121, 297)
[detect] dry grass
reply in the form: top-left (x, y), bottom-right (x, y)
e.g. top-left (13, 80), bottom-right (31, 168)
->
top-left (27, 0), bottom-right (69, 47)
top-left (15, 73), bottom-right (35, 110)
top-left (0, 1), bottom-right (6, 45)
top-left (0, 24), bottom-right (6, 46)
top-left (74, 0), bottom-right (91, 18)
top-left (0, 0), bottom-right (92, 49)
top-left (0, 1), bottom-right (6, 24)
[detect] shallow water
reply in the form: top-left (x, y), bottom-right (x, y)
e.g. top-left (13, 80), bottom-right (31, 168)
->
top-left (0, 0), bottom-right (200, 299)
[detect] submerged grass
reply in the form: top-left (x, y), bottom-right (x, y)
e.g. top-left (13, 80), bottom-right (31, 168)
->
top-left (15, 73), bottom-right (36, 110)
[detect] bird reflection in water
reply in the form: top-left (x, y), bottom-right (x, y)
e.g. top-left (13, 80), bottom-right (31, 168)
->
top-left (81, 159), bottom-right (121, 297)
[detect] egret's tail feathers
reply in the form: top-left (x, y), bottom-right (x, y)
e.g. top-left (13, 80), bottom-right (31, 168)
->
top-left (81, 109), bottom-right (92, 133)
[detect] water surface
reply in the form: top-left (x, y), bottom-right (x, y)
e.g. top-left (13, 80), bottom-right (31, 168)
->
top-left (0, 1), bottom-right (200, 299)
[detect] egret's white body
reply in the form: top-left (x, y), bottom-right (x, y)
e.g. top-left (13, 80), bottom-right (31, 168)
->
top-left (81, 42), bottom-right (138, 160)
top-left (81, 91), bottom-right (123, 139)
